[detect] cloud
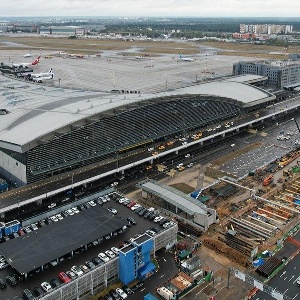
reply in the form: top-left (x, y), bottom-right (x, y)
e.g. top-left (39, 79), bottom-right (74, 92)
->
top-left (0, 0), bottom-right (299, 17)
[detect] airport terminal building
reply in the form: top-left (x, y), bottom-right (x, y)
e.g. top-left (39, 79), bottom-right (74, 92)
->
top-left (0, 75), bottom-right (275, 186)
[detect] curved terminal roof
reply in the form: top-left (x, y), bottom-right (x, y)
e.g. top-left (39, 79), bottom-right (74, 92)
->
top-left (0, 75), bottom-right (275, 152)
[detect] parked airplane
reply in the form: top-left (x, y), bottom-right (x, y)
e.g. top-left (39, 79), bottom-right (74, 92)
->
top-left (178, 54), bottom-right (194, 62)
top-left (30, 68), bottom-right (53, 78)
top-left (13, 56), bottom-right (41, 68)
top-left (23, 52), bottom-right (32, 58)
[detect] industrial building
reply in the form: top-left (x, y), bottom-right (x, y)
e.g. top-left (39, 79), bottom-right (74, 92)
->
top-left (39, 26), bottom-right (85, 36)
top-left (239, 24), bottom-right (293, 35)
top-left (233, 60), bottom-right (300, 89)
top-left (141, 180), bottom-right (217, 231)
top-left (0, 74), bottom-right (276, 187)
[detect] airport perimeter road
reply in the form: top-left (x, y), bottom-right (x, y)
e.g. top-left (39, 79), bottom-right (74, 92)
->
top-left (254, 231), bottom-right (300, 300)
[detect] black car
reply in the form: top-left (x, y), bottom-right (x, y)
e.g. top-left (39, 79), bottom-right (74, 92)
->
top-left (33, 286), bottom-right (44, 296)
top-left (38, 219), bottom-right (46, 227)
top-left (109, 289), bottom-right (120, 299)
top-left (144, 211), bottom-right (152, 219)
top-left (159, 218), bottom-right (169, 226)
top-left (85, 260), bottom-right (96, 269)
top-left (138, 208), bottom-right (148, 216)
top-left (134, 207), bottom-right (143, 214)
top-left (50, 278), bottom-right (60, 288)
top-left (92, 256), bottom-right (102, 266)
top-left (0, 278), bottom-right (6, 289)
top-left (149, 213), bottom-right (158, 221)
top-left (122, 285), bottom-right (133, 295)
top-left (95, 198), bottom-right (103, 205)
top-left (78, 204), bottom-right (86, 211)
top-left (13, 296), bottom-right (24, 300)
top-left (127, 216), bottom-right (136, 225)
top-left (22, 288), bottom-right (35, 300)
top-left (6, 275), bottom-right (18, 286)
top-left (104, 294), bottom-right (113, 300)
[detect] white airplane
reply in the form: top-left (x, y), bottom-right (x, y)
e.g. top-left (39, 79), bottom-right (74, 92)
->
top-left (13, 56), bottom-right (41, 68)
top-left (24, 52), bottom-right (32, 58)
top-left (30, 68), bottom-right (53, 78)
top-left (178, 54), bottom-right (194, 62)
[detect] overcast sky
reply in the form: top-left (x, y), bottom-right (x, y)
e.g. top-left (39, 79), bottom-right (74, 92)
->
top-left (0, 0), bottom-right (299, 18)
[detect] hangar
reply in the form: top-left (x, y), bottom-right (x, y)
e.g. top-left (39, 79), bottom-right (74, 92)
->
top-left (0, 74), bottom-right (275, 186)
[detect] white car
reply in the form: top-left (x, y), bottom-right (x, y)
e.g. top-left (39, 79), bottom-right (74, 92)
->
top-left (111, 247), bottom-right (120, 255)
top-left (98, 252), bottom-right (110, 262)
top-left (56, 214), bottom-right (63, 220)
top-left (66, 209), bottom-right (74, 216)
top-left (72, 207), bottom-right (80, 214)
top-left (71, 265), bottom-right (84, 276)
top-left (131, 204), bottom-right (141, 211)
top-left (108, 207), bottom-right (118, 214)
top-left (116, 287), bottom-right (128, 299)
top-left (88, 200), bottom-right (96, 207)
top-left (47, 203), bottom-right (56, 209)
top-left (41, 281), bottom-right (52, 292)
top-left (185, 153), bottom-right (191, 158)
top-left (50, 215), bottom-right (58, 222)
top-left (31, 223), bottom-right (39, 230)
top-left (105, 250), bottom-right (116, 259)
top-left (154, 216), bottom-right (164, 223)
top-left (118, 197), bottom-right (128, 204)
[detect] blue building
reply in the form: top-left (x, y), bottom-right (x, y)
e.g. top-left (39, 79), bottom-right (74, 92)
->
top-left (119, 234), bottom-right (156, 285)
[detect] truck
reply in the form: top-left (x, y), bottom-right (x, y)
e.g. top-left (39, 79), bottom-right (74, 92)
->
top-left (156, 287), bottom-right (174, 300)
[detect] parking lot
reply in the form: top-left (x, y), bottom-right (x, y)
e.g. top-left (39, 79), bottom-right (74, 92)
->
top-left (0, 191), bottom-right (173, 299)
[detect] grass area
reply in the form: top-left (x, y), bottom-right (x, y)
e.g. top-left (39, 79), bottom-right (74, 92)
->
top-left (200, 41), bottom-right (300, 53)
top-left (0, 36), bottom-right (199, 55)
top-left (218, 51), bottom-right (288, 60)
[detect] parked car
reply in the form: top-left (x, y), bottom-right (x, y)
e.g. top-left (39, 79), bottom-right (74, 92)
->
top-left (33, 286), bottom-right (44, 296)
top-left (92, 256), bottom-right (103, 266)
top-left (55, 214), bottom-right (63, 220)
top-left (66, 270), bottom-right (76, 279)
top-left (127, 216), bottom-right (136, 225)
top-left (116, 287), bottom-right (128, 299)
top-left (122, 285), bottom-right (133, 295)
top-left (85, 261), bottom-right (96, 269)
top-left (30, 223), bottom-right (39, 231)
top-left (47, 203), bottom-right (56, 209)
top-left (59, 271), bottom-right (71, 283)
top-left (71, 265), bottom-right (84, 276)
top-left (80, 264), bottom-right (89, 273)
top-left (107, 207), bottom-right (118, 214)
top-left (41, 281), bottom-right (52, 292)
top-left (88, 200), bottom-right (97, 207)
top-left (109, 289), bottom-right (120, 299)
top-left (111, 247), bottom-right (120, 255)
top-left (50, 278), bottom-right (60, 288)
top-left (71, 207), bottom-right (80, 214)
top-left (6, 275), bottom-right (17, 286)
top-left (0, 278), bottom-right (6, 289)
top-left (22, 288), bottom-right (35, 300)
top-left (105, 250), bottom-right (116, 259)
top-left (98, 252), bottom-right (110, 262)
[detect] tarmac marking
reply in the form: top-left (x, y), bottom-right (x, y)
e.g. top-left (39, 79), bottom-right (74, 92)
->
top-left (284, 288), bottom-right (289, 294)
top-left (293, 276), bottom-right (300, 284)
top-left (292, 294), bottom-right (298, 300)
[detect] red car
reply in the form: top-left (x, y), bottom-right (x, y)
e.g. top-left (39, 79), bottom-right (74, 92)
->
top-left (127, 201), bottom-right (136, 208)
top-left (59, 272), bottom-right (71, 283)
